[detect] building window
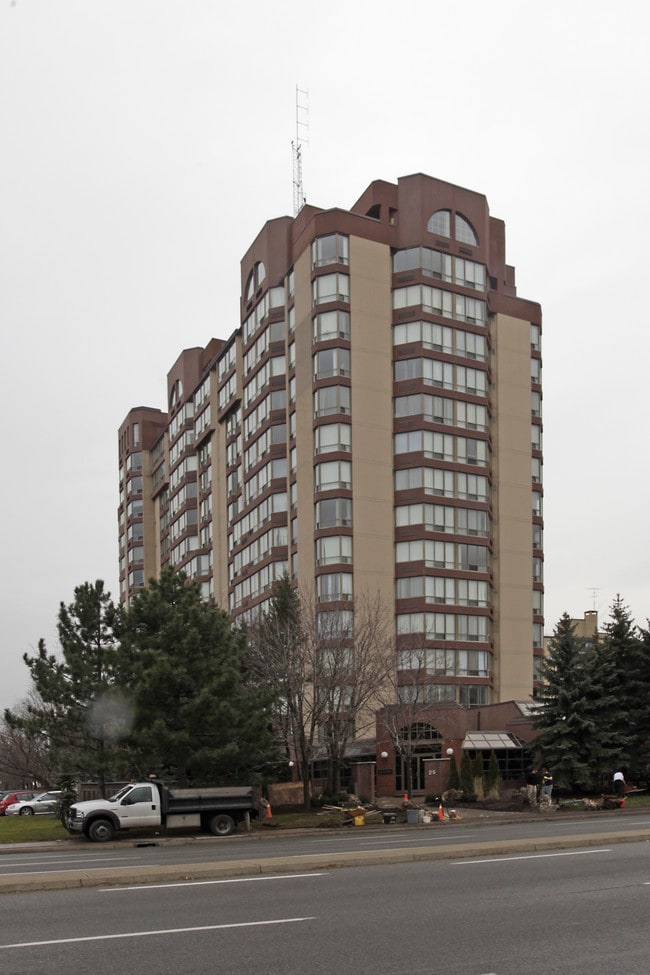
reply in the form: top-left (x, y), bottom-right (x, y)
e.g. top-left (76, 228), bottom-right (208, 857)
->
top-left (315, 460), bottom-right (352, 492)
top-left (314, 385), bottom-right (351, 417)
top-left (315, 497), bottom-right (352, 529)
top-left (312, 273), bottom-right (350, 305)
top-left (245, 261), bottom-right (266, 302)
top-left (455, 213), bottom-right (478, 246)
top-left (312, 234), bottom-right (349, 268)
top-left (314, 347), bottom-right (350, 379)
top-left (531, 357), bottom-right (541, 383)
top-left (427, 209), bottom-right (451, 237)
top-left (426, 209), bottom-right (478, 246)
top-left (317, 572), bottom-right (353, 602)
top-left (313, 309), bottom-right (350, 343)
top-left (314, 422), bottom-right (351, 454)
top-left (393, 320), bottom-right (487, 360)
top-left (317, 609), bottom-right (354, 637)
top-left (531, 390), bottom-right (541, 417)
top-left (316, 535), bottom-right (352, 566)
top-left (459, 685), bottom-right (488, 707)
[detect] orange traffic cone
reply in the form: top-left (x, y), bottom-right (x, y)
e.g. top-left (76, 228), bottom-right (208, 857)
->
top-left (266, 802), bottom-right (272, 819)
top-left (438, 802), bottom-right (444, 822)
top-left (403, 793), bottom-right (408, 803)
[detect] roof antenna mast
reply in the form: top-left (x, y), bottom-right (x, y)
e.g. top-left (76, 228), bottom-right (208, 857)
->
top-left (292, 86), bottom-right (309, 217)
top-left (587, 587), bottom-right (600, 611)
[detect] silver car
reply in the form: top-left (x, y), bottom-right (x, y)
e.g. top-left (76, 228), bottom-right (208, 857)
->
top-left (5, 791), bottom-right (62, 816)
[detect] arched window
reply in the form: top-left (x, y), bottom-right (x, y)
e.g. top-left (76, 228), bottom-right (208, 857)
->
top-left (427, 209), bottom-right (479, 247)
top-left (169, 378), bottom-right (183, 409)
top-left (427, 209), bottom-right (451, 237)
top-left (403, 722), bottom-right (443, 741)
top-left (454, 214), bottom-right (478, 246)
top-left (245, 261), bottom-right (266, 301)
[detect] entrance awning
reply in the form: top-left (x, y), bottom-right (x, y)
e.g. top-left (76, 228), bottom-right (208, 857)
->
top-left (462, 731), bottom-right (520, 750)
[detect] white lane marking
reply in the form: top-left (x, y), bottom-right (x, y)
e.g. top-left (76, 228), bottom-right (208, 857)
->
top-left (101, 872), bottom-right (327, 891)
top-left (0, 916), bottom-right (317, 950)
top-left (453, 849), bottom-right (611, 865)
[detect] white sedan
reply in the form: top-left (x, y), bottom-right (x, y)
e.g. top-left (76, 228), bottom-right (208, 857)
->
top-left (5, 791), bottom-right (62, 816)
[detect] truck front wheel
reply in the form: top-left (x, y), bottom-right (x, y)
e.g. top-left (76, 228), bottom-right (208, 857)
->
top-left (87, 818), bottom-right (115, 843)
top-left (209, 814), bottom-right (236, 837)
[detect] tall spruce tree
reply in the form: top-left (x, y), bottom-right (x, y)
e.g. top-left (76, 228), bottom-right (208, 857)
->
top-left (117, 568), bottom-right (279, 786)
top-left (4, 581), bottom-right (125, 795)
top-left (637, 625), bottom-right (650, 781)
top-left (600, 596), bottom-right (647, 775)
top-left (533, 613), bottom-right (619, 792)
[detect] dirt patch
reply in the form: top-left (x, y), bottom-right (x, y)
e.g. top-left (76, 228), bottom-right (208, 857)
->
top-left (469, 798), bottom-right (528, 813)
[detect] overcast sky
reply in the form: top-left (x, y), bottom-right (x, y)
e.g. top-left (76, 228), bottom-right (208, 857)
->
top-left (1, 1), bottom-right (648, 714)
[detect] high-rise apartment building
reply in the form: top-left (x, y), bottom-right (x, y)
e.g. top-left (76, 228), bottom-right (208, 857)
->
top-left (118, 172), bottom-right (543, 713)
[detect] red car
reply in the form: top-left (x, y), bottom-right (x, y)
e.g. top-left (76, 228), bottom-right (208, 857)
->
top-left (0, 790), bottom-right (39, 815)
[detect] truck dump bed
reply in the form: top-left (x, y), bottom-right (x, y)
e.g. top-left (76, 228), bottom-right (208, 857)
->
top-left (163, 786), bottom-right (259, 814)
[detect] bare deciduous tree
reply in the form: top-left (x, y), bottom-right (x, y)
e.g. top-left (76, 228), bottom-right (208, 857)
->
top-left (246, 578), bottom-right (395, 804)
top-left (376, 641), bottom-right (454, 799)
top-left (307, 589), bottom-right (394, 794)
top-left (246, 577), bottom-right (316, 808)
top-left (0, 692), bottom-right (53, 788)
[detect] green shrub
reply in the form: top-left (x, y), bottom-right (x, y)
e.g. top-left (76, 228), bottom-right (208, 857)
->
top-left (447, 753), bottom-right (460, 790)
top-left (486, 751), bottom-right (501, 797)
top-left (461, 752), bottom-right (476, 801)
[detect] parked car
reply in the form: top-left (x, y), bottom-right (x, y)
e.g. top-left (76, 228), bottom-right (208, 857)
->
top-left (0, 790), bottom-right (39, 815)
top-left (5, 791), bottom-right (62, 816)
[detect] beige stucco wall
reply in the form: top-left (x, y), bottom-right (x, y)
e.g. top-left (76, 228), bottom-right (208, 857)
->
top-left (348, 236), bottom-right (394, 609)
top-left (491, 312), bottom-right (535, 700)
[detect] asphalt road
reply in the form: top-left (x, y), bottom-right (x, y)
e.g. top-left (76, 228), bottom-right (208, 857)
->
top-left (1, 839), bottom-right (649, 974)
top-left (1, 809), bottom-right (650, 894)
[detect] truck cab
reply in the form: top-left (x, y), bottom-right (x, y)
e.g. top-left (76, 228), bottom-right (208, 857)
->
top-left (66, 782), bottom-right (163, 841)
top-left (106, 783), bottom-right (161, 828)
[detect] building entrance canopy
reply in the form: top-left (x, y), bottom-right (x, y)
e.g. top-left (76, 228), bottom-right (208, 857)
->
top-left (462, 731), bottom-right (521, 750)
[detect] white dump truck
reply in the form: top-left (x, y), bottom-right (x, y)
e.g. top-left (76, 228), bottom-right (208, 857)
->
top-left (66, 780), bottom-right (261, 842)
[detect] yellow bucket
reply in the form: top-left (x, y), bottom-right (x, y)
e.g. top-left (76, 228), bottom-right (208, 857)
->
top-left (353, 815), bottom-right (365, 827)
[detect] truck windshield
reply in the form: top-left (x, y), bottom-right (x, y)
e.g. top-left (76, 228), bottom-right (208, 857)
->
top-left (108, 786), bottom-right (133, 802)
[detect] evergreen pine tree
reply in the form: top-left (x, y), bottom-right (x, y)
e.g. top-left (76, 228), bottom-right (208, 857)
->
top-left (636, 626), bottom-right (650, 782)
top-left (117, 568), bottom-right (279, 786)
top-left (4, 581), bottom-right (125, 795)
top-left (600, 596), bottom-right (646, 775)
top-left (447, 751), bottom-right (460, 790)
top-left (460, 751), bottom-right (475, 800)
top-left (533, 613), bottom-right (611, 792)
top-left (486, 750), bottom-right (500, 796)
